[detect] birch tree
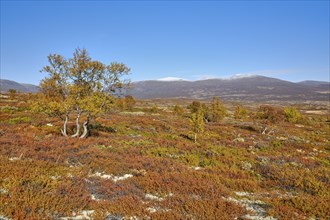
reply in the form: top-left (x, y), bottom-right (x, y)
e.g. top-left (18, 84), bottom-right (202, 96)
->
top-left (190, 109), bottom-right (205, 143)
top-left (35, 48), bottom-right (130, 138)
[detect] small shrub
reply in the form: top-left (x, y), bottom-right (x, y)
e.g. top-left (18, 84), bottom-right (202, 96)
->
top-left (8, 89), bottom-right (17, 99)
top-left (173, 105), bottom-right (184, 115)
top-left (206, 97), bottom-right (226, 122)
top-left (199, 157), bottom-right (218, 167)
top-left (0, 105), bottom-right (19, 113)
top-left (183, 154), bottom-right (200, 166)
top-left (190, 110), bottom-right (205, 143)
top-left (116, 95), bottom-right (136, 111)
top-left (256, 105), bottom-right (285, 123)
top-left (149, 105), bottom-right (159, 113)
top-left (89, 123), bottom-right (116, 133)
top-left (271, 140), bottom-right (282, 149)
top-left (284, 107), bottom-right (302, 123)
top-left (116, 98), bottom-right (126, 111)
top-left (234, 105), bottom-right (248, 119)
top-left (147, 146), bottom-right (179, 158)
top-left (124, 95), bottom-right (136, 110)
top-left (188, 101), bottom-right (204, 113)
top-left (6, 116), bottom-right (31, 124)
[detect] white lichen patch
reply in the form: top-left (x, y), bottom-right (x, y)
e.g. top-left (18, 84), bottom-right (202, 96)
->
top-left (145, 192), bottom-right (173, 202)
top-left (0, 215), bottom-right (11, 220)
top-left (146, 207), bottom-right (157, 213)
top-left (0, 95), bottom-right (9, 99)
top-left (60, 210), bottom-right (95, 220)
top-left (90, 172), bottom-right (133, 182)
top-left (8, 157), bottom-right (20, 161)
top-left (145, 193), bottom-right (164, 201)
top-left (243, 214), bottom-right (277, 220)
top-left (225, 194), bottom-right (277, 220)
top-left (112, 174), bottom-right (133, 182)
top-left (235, 191), bottom-right (253, 197)
top-left (190, 194), bottom-right (202, 200)
top-left (90, 194), bottom-right (99, 201)
top-left (146, 206), bottom-right (171, 213)
top-left (227, 197), bottom-right (266, 213)
top-left (0, 188), bottom-right (9, 194)
top-left (49, 175), bottom-right (61, 180)
top-left (190, 166), bottom-right (202, 170)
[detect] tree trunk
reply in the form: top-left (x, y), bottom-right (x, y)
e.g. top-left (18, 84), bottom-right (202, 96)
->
top-left (71, 110), bottom-right (81, 137)
top-left (61, 111), bottom-right (69, 137)
top-left (80, 115), bottom-right (90, 138)
top-left (203, 116), bottom-right (209, 123)
top-left (194, 133), bottom-right (197, 143)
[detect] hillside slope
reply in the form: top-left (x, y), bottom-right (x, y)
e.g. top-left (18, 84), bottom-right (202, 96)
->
top-left (0, 79), bottom-right (39, 93)
top-left (129, 76), bottom-right (329, 101)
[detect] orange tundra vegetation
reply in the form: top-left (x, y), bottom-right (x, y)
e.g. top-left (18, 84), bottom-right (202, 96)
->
top-left (0, 89), bottom-right (329, 219)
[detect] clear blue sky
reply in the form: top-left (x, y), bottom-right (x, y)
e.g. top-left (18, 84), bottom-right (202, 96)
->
top-left (1, 1), bottom-right (329, 85)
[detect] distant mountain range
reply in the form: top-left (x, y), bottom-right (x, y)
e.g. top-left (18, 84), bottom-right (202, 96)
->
top-left (128, 75), bottom-right (329, 102)
top-left (0, 79), bottom-right (39, 93)
top-left (1, 76), bottom-right (329, 102)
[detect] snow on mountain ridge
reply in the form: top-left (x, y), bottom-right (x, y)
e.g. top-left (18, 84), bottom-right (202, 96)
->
top-left (156, 77), bottom-right (188, 81)
top-left (227, 74), bottom-right (257, 79)
top-left (156, 74), bottom-right (257, 82)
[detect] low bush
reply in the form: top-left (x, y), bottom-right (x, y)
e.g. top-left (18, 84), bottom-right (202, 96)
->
top-left (5, 116), bottom-right (31, 124)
